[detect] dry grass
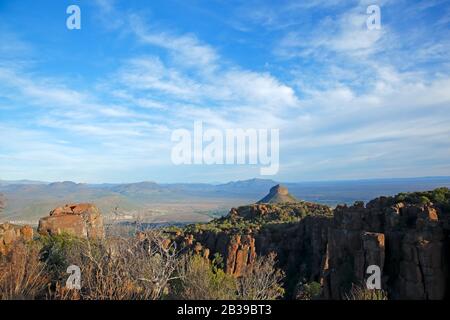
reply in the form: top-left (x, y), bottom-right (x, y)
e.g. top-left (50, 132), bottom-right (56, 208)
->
top-left (345, 284), bottom-right (388, 300)
top-left (174, 254), bottom-right (237, 300)
top-left (0, 242), bottom-right (49, 300)
top-left (174, 252), bottom-right (285, 300)
top-left (237, 252), bottom-right (285, 300)
top-left (1, 231), bottom-right (285, 300)
top-left (48, 230), bottom-right (180, 300)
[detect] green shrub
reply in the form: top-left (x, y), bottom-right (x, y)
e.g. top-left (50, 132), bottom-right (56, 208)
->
top-left (295, 281), bottom-right (322, 300)
top-left (172, 254), bottom-right (237, 300)
top-left (394, 188), bottom-right (450, 210)
top-left (38, 233), bottom-right (85, 276)
top-left (419, 196), bottom-right (431, 204)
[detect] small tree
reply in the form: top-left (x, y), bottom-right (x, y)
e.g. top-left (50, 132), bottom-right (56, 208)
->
top-left (173, 254), bottom-right (237, 300)
top-left (237, 252), bottom-right (285, 300)
top-left (295, 280), bottom-right (322, 300)
top-left (48, 230), bottom-right (181, 300)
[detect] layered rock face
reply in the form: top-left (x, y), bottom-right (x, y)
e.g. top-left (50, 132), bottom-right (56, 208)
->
top-left (322, 199), bottom-right (448, 299)
top-left (38, 203), bottom-right (105, 239)
top-left (177, 199), bottom-right (332, 281)
top-left (0, 222), bottom-right (33, 255)
top-left (184, 232), bottom-right (257, 276)
top-left (178, 189), bottom-right (450, 300)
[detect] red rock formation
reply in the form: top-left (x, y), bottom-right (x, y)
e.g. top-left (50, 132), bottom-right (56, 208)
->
top-left (322, 200), bottom-right (448, 299)
top-left (38, 203), bottom-right (105, 239)
top-left (179, 194), bottom-right (450, 299)
top-left (178, 231), bottom-right (257, 278)
top-left (0, 222), bottom-right (33, 255)
top-left (185, 234), bottom-right (194, 246)
top-left (192, 242), bottom-right (210, 259)
top-left (223, 234), bottom-right (257, 277)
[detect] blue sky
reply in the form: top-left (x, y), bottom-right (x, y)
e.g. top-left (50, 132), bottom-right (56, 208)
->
top-left (0, 0), bottom-right (449, 183)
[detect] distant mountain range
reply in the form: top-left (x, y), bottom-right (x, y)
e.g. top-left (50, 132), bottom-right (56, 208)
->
top-left (1, 176), bottom-right (450, 225)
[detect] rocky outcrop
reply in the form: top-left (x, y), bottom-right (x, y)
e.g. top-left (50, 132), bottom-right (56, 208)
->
top-left (38, 203), bottom-right (105, 239)
top-left (230, 202), bottom-right (332, 222)
top-left (177, 202), bottom-right (331, 281)
top-left (178, 188), bottom-right (450, 300)
top-left (224, 234), bottom-right (256, 276)
top-left (179, 232), bottom-right (256, 277)
top-left (321, 199), bottom-right (449, 299)
top-left (0, 222), bottom-right (33, 255)
top-left (257, 185), bottom-right (298, 204)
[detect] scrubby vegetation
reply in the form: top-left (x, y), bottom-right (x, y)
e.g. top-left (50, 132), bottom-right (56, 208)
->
top-left (173, 254), bottom-right (237, 300)
top-left (0, 242), bottom-right (49, 300)
top-left (172, 252), bottom-right (284, 300)
top-left (0, 231), bottom-right (285, 300)
top-left (394, 187), bottom-right (450, 210)
top-left (295, 280), bottom-right (322, 300)
top-left (181, 201), bottom-right (332, 235)
top-left (44, 232), bottom-right (180, 300)
top-left (236, 252), bottom-right (285, 300)
top-left (5, 188), bottom-right (449, 300)
top-left (345, 284), bottom-right (388, 300)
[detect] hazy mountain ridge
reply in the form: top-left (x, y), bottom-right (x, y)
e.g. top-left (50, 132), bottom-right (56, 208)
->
top-left (1, 177), bottom-right (450, 224)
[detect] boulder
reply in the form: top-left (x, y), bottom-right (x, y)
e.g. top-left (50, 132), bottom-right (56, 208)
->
top-left (0, 222), bottom-right (33, 255)
top-left (38, 203), bottom-right (105, 239)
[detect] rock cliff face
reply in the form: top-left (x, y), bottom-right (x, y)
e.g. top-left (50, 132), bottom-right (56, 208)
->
top-left (322, 198), bottom-right (448, 299)
top-left (178, 188), bottom-right (450, 300)
top-left (184, 231), bottom-right (258, 276)
top-left (38, 203), bottom-right (105, 239)
top-left (177, 197), bottom-right (333, 284)
top-left (0, 222), bottom-right (33, 255)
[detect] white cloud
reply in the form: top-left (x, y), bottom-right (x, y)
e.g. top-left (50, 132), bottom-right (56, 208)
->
top-left (129, 14), bottom-right (219, 73)
top-left (275, 9), bottom-right (385, 59)
top-left (229, 0), bottom-right (348, 31)
top-left (1, 0), bottom-right (450, 182)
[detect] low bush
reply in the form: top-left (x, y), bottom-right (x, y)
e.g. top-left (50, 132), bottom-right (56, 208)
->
top-left (0, 242), bottom-right (49, 300)
top-left (237, 252), bottom-right (285, 300)
top-left (172, 254), bottom-right (237, 300)
top-left (345, 284), bottom-right (388, 300)
top-left (1, 232), bottom-right (284, 300)
top-left (295, 281), bottom-right (322, 300)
